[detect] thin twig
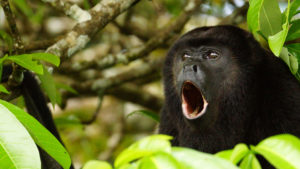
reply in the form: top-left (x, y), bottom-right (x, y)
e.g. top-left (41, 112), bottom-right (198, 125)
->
top-left (40, 0), bottom-right (91, 23)
top-left (81, 93), bottom-right (104, 124)
top-left (1, 36), bottom-right (62, 53)
top-left (0, 0), bottom-right (24, 52)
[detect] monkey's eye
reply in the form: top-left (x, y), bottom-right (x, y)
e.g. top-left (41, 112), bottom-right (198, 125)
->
top-left (182, 54), bottom-right (191, 61)
top-left (203, 51), bottom-right (219, 59)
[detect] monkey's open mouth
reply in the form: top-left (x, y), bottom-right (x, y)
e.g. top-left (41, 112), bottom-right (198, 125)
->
top-left (181, 81), bottom-right (208, 119)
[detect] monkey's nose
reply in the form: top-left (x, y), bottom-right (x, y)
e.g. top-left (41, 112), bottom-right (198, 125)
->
top-left (192, 65), bottom-right (197, 72)
top-left (184, 65), bottom-right (198, 73)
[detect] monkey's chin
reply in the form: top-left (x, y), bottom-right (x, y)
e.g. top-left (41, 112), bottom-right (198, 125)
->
top-left (181, 81), bottom-right (208, 119)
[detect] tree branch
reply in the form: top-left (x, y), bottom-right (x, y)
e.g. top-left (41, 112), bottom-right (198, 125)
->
top-left (71, 57), bottom-right (164, 94)
top-left (46, 0), bottom-right (140, 59)
top-left (61, 0), bottom-right (202, 73)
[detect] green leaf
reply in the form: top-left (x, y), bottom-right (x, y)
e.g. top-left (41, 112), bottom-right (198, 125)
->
top-left (115, 135), bottom-right (172, 167)
top-left (0, 30), bottom-right (13, 54)
top-left (239, 153), bottom-right (262, 169)
top-left (0, 84), bottom-right (10, 94)
top-left (82, 160), bottom-right (112, 169)
top-left (56, 90), bottom-right (62, 106)
top-left (215, 149), bottom-right (233, 161)
top-left (247, 0), bottom-right (264, 34)
top-left (0, 100), bottom-right (72, 169)
top-left (31, 53), bottom-right (60, 67)
top-left (0, 103), bottom-right (40, 169)
top-left (7, 54), bottom-right (43, 74)
top-left (16, 96), bottom-right (25, 109)
top-left (171, 147), bottom-right (239, 169)
top-left (280, 47), bottom-right (299, 74)
top-left (54, 115), bottom-right (82, 127)
top-left (127, 110), bottom-right (159, 122)
top-left (286, 44), bottom-right (300, 79)
top-left (259, 0), bottom-right (282, 38)
top-left (230, 143), bottom-right (250, 164)
top-left (163, 0), bottom-right (184, 16)
top-left (288, 0), bottom-right (300, 21)
top-left (252, 134), bottom-right (300, 169)
top-left (287, 19), bottom-right (300, 41)
top-left (115, 150), bottom-right (154, 168)
top-left (118, 162), bottom-right (139, 169)
top-left (38, 66), bottom-right (57, 107)
top-left (138, 152), bottom-right (181, 169)
top-left (29, 5), bottom-right (45, 24)
top-left (286, 43), bottom-right (300, 61)
top-left (268, 0), bottom-right (291, 56)
top-left (12, 0), bottom-right (33, 16)
top-left (56, 83), bottom-right (78, 95)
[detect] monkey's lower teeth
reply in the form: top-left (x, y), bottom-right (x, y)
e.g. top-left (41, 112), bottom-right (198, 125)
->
top-left (190, 106), bottom-right (200, 117)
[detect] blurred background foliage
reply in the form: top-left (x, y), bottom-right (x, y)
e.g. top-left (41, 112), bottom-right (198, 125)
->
top-left (0, 0), bottom-right (296, 168)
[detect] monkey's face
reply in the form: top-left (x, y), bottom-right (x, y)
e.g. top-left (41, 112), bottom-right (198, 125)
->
top-left (172, 44), bottom-right (237, 124)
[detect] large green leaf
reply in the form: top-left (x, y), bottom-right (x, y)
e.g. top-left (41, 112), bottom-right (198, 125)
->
top-left (171, 147), bottom-right (238, 169)
top-left (0, 103), bottom-right (40, 169)
top-left (38, 66), bottom-right (57, 107)
top-left (0, 100), bottom-right (71, 169)
top-left (286, 19), bottom-right (300, 41)
top-left (259, 0), bottom-right (282, 38)
top-left (137, 152), bottom-right (181, 169)
top-left (114, 135), bottom-right (172, 167)
top-left (7, 54), bottom-right (43, 74)
top-left (253, 134), bottom-right (300, 169)
top-left (239, 153), bottom-right (261, 169)
top-left (82, 160), bottom-right (112, 169)
top-left (268, 0), bottom-right (291, 56)
top-left (215, 149), bottom-right (233, 161)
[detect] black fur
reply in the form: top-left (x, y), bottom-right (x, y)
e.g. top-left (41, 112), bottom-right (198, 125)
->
top-left (21, 71), bottom-right (65, 169)
top-left (159, 26), bottom-right (300, 163)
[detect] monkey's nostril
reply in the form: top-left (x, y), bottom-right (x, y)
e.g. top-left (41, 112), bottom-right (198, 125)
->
top-left (193, 65), bottom-right (197, 72)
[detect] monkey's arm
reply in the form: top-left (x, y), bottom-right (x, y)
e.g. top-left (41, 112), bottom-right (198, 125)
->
top-left (2, 66), bottom-right (73, 169)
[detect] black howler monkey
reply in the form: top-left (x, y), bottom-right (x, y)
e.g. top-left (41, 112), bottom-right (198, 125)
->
top-left (159, 25), bottom-right (300, 161)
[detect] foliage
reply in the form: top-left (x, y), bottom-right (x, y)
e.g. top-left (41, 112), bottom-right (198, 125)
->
top-left (0, 0), bottom-right (299, 168)
top-left (247, 0), bottom-right (300, 80)
top-left (0, 102), bottom-right (40, 169)
top-left (0, 100), bottom-right (71, 169)
top-left (127, 110), bottom-right (160, 122)
top-left (0, 51), bottom-right (77, 106)
top-left (82, 134), bottom-right (300, 169)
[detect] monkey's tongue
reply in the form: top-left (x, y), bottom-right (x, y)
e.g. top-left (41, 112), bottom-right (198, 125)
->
top-left (181, 81), bottom-right (208, 119)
